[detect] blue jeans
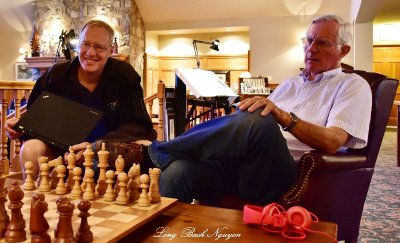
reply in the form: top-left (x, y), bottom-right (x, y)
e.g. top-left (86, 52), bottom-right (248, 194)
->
top-left (148, 110), bottom-right (297, 205)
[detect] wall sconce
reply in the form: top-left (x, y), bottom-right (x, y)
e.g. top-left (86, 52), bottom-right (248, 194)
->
top-left (19, 47), bottom-right (28, 57)
top-left (193, 39), bottom-right (220, 69)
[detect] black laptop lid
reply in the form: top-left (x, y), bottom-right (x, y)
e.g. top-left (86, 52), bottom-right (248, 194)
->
top-left (15, 91), bottom-right (104, 151)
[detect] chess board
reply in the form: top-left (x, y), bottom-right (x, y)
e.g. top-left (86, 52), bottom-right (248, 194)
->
top-left (0, 187), bottom-right (178, 243)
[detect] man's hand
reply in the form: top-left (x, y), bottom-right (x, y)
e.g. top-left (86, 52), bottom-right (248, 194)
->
top-left (4, 117), bottom-right (22, 140)
top-left (237, 96), bottom-right (277, 117)
top-left (64, 142), bottom-right (91, 165)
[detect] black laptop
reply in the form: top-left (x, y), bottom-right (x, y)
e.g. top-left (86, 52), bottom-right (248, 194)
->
top-left (15, 91), bottom-right (104, 151)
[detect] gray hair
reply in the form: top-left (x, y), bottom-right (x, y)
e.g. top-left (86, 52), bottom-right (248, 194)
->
top-left (80, 20), bottom-right (115, 46)
top-left (309, 15), bottom-right (353, 45)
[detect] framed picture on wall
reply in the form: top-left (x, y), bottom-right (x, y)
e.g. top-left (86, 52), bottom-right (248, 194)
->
top-left (210, 70), bottom-right (230, 86)
top-left (15, 62), bottom-right (36, 81)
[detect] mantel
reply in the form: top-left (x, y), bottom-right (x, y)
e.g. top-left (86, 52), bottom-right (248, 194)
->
top-left (24, 54), bottom-right (129, 76)
top-left (24, 56), bottom-right (66, 71)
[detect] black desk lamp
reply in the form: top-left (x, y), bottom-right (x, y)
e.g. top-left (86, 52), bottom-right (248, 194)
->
top-left (56, 29), bottom-right (77, 60)
top-left (193, 39), bottom-right (220, 68)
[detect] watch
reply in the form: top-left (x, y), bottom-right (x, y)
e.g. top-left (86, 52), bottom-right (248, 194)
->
top-left (282, 112), bottom-right (299, 132)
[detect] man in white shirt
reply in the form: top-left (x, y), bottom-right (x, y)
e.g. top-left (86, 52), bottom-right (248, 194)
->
top-left (145, 14), bottom-right (372, 205)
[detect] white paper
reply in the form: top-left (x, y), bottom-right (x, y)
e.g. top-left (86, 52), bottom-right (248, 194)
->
top-left (175, 68), bottom-right (238, 103)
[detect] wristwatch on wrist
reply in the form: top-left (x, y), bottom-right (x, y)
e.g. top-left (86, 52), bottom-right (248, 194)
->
top-left (282, 112), bottom-right (299, 132)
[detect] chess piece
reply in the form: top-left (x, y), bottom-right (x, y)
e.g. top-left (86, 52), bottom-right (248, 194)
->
top-left (39, 162), bottom-right (51, 192)
top-left (55, 165), bottom-right (68, 195)
top-left (49, 156), bottom-right (63, 189)
top-left (81, 145), bottom-right (94, 191)
top-left (82, 169), bottom-right (95, 201)
top-left (5, 180), bottom-right (26, 242)
top-left (71, 167), bottom-right (83, 198)
top-left (137, 174), bottom-right (151, 207)
top-left (36, 156), bottom-right (49, 187)
top-left (48, 156), bottom-right (63, 167)
top-left (66, 148), bottom-right (76, 191)
top-left (0, 178), bottom-right (9, 237)
top-left (74, 200), bottom-right (93, 243)
top-left (116, 172), bottom-right (128, 205)
top-left (54, 197), bottom-right (76, 242)
top-left (30, 193), bottom-right (51, 243)
top-left (103, 170), bottom-right (115, 202)
top-left (127, 163), bottom-right (140, 202)
top-left (148, 168), bottom-right (161, 202)
top-left (96, 142), bottom-right (109, 196)
top-left (114, 155), bottom-right (125, 195)
top-left (23, 161), bottom-right (36, 190)
top-left (104, 170), bottom-right (116, 202)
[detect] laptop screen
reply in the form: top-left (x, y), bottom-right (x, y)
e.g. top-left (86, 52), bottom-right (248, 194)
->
top-left (15, 91), bottom-right (104, 151)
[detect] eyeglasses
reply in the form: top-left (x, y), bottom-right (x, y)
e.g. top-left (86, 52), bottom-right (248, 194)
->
top-left (301, 37), bottom-right (342, 49)
top-left (79, 42), bottom-right (110, 53)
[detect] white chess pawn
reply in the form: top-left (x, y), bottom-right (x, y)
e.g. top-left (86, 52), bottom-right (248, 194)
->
top-left (71, 167), bottom-right (83, 198)
top-left (138, 174), bottom-right (151, 207)
top-left (104, 170), bottom-right (116, 202)
top-left (83, 168), bottom-right (95, 201)
top-left (23, 161), bottom-right (36, 190)
top-left (39, 162), bottom-right (51, 192)
top-left (55, 165), bottom-right (67, 195)
top-left (116, 172), bottom-right (128, 205)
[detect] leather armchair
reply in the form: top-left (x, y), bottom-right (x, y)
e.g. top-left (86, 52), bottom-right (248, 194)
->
top-left (280, 70), bottom-right (398, 243)
top-left (200, 70), bottom-right (398, 243)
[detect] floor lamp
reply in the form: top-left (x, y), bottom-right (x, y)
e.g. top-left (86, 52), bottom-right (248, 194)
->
top-left (193, 39), bottom-right (220, 69)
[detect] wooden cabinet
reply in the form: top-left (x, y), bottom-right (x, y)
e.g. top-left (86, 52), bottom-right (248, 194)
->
top-left (373, 46), bottom-right (400, 126)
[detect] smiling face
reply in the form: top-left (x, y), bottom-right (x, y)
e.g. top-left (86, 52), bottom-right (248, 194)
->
top-left (78, 25), bottom-right (113, 76)
top-left (303, 21), bottom-right (350, 79)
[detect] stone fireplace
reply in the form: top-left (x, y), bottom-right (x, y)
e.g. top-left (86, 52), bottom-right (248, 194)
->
top-left (33, 0), bottom-right (145, 77)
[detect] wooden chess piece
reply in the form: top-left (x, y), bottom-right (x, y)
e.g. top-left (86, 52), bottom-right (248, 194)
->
top-left (114, 155), bottom-right (125, 195)
top-left (116, 172), bottom-right (128, 205)
top-left (96, 142), bottom-right (109, 196)
top-left (5, 180), bottom-right (26, 242)
top-left (49, 156), bottom-right (63, 189)
top-left (0, 178), bottom-right (9, 237)
top-left (55, 165), bottom-right (67, 195)
top-left (137, 174), bottom-right (151, 207)
top-left (39, 162), bottom-right (51, 192)
top-left (36, 156), bottom-right (48, 187)
top-left (71, 167), bottom-right (83, 198)
top-left (128, 163), bottom-right (140, 202)
top-left (30, 193), bottom-right (50, 243)
top-left (82, 169), bottom-right (95, 201)
top-left (74, 200), bottom-right (93, 243)
top-left (66, 148), bottom-right (76, 191)
top-left (104, 170), bottom-right (116, 202)
top-left (81, 145), bottom-right (94, 191)
top-left (54, 197), bottom-right (76, 242)
top-left (148, 168), bottom-right (161, 202)
top-left (23, 161), bottom-right (36, 190)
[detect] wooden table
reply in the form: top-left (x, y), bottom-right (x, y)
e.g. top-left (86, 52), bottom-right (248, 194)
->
top-left (121, 202), bottom-right (337, 242)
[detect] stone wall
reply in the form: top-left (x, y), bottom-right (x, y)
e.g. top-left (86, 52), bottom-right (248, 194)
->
top-left (33, 0), bottom-right (145, 76)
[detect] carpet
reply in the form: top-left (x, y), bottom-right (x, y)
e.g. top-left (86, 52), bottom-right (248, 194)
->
top-left (358, 129), bottom-right (400, 242)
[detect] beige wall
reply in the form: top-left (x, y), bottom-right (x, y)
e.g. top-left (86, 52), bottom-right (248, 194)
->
top-left (0, 31), bottom-right (32, 80)
top-left (144, 15), bottom-right (372, 84)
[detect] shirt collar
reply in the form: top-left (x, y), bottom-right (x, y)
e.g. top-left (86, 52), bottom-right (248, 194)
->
top-left (300, 67), bottom-right (342, 83)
